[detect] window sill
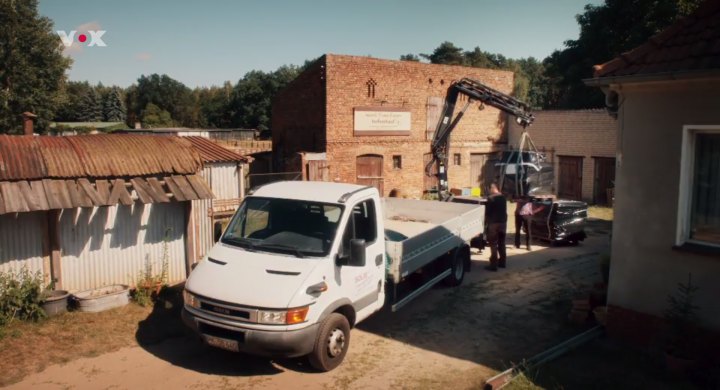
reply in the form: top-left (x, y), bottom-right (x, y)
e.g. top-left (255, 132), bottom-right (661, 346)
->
top-left (672, 242), bottom-right (720, 257)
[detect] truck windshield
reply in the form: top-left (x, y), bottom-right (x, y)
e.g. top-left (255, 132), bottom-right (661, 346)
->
top-left (221, 197), bottom-right (343, 257)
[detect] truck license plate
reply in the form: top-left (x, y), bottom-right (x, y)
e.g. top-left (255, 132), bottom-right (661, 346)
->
top-left (205, 335), bottom-right (239, 352)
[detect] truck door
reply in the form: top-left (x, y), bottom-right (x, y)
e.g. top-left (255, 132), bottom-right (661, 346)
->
top-left (338, 198), bottom-right (385, 314)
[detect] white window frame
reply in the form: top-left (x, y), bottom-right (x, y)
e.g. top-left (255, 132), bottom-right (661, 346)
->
top-left (676, 125), bottom-right (720, 247)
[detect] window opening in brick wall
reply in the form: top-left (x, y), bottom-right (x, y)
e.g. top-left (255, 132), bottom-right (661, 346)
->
top-left (366, 78), bottom-right (377, 98)
top-left (392, 155), bottom-right (402, 169)
top-left (453, 153), bottom-right (461, 166)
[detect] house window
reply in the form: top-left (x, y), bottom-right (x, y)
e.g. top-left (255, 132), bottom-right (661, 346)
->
top-left (453, 153), bottom-right (462, 166)
top-left (392, 155), bottom-right (402, 169)
top-left (678, 126), bottom-right (720, 247)
top-left (366, 78), bottom-right (377, 98)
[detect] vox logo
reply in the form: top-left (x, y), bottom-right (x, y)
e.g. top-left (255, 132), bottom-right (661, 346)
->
top-left (57, 30), bottom-right (107, 47)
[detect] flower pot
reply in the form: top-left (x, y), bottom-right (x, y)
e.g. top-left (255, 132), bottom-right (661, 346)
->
top-left (41, 290), bottom-right (70, 317)
top-left (71, 284), bottom-right (130, 312)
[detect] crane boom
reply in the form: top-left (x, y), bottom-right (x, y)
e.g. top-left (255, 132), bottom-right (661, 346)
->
top-left (427, 78), bottom-right (535, 201)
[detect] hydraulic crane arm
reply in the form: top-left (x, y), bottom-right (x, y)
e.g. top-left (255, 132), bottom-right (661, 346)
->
top-left (427, 78), bottom-right (535, 201)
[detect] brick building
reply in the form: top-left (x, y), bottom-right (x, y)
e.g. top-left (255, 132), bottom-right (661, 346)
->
top-left (272, 54), bottom-right (514, 198)
top-left (509, 110), bottom-right (617, 204)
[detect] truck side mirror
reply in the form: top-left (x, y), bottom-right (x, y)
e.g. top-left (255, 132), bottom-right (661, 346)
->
top-left (349, 239), bottom-right (366, 267)
top-left (337, 239), bottom-right (366, 267)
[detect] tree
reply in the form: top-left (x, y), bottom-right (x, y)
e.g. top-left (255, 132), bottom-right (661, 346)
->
top-left (141, 103), bottom-right (173, 128)
top-left (400, 54), bottom-right (420, 62)
top-left (78, 89), bottom-right (102, 122)
top-left (228, 65), bottom-right (301, 132)
top-left (103, 87), bottom-right (126, 122)
top-left (132, 74), bottom-right (197, 127)
top-left (420, 41), bottom-right (466, 65)
top-left (542, 0), bottom-right (704, 108)
top-left (0, 0), bottom-right (72, 133)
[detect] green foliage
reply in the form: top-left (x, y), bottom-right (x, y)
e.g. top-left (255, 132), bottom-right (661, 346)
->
top-left (78, 89), bottom-right (103, 122)
top-left (141, 103), bottom-right (174, 128)
top-left (399, 54), bottom-right (420, 62)
top-left (0, 0), bottom-right (72, 133)
top-left (542, 0), bottom-right (704, 108)
top-left (0, 269), bottom-right (46, 327)
top-left (103, 87), bottom-right (126, 122)
top-left (133, 228), bottom-right (171, 307)
top-left (664, 274), bottom-right (700, 358)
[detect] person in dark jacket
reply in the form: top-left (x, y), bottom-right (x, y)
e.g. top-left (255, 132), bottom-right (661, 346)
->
top-left (484, 183), bottom-right (507, 271)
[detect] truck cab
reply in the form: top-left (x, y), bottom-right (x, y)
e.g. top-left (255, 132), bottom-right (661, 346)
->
top-left (183, 181), bottom-right (482, 371)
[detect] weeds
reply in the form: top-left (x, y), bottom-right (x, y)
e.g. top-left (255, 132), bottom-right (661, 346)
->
top-left (0, 268), bottom-right (46, 328)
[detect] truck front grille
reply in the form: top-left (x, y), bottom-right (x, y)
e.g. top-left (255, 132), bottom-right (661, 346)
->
top-left (200, 302), bottom-right (251, 320)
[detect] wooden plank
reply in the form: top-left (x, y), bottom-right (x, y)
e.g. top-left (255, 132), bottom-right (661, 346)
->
top-left (186, 174), bottom-right (215, 199)
top-left (18, 181), bottom-right (42, 211)
top-left (29, 181), bottom-right (50, 210)
top-left (0, 187), bottom-right (5, 214)
top-left (77, 178), bottom-right (106, 206)
top-left (48, 210), bottom-right (62, 290)
top-left (95, 180), bottom-right (111, 205)
top-left (42, 179), bottom-right (62, 210)
top-left (130, 178), bottom-right (154, 203)
top-left (51, 180), bottom-right (73, 209)
top-left (146, 178), bottom-right (170, 202)
top-left (164, 176), bottom-right (188, 201)
top-left (66, 180), bottom-right (92, 208)
top-left (2, 182), bottom-right (29, 213)
top-left (108, 179), bottom-right (134, 206)
top-left (170, 175), bottom-right (197, 200)
top-left (185, 201), bottom-right (195, 275)
top-left (41, 210), bottom-right (51, 286)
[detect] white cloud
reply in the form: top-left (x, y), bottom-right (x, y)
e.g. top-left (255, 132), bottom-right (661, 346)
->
top-left (135, 52), bottom-right (152, 61)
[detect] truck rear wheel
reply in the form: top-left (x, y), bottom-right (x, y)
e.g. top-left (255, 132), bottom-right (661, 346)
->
top-left (308, 313), bottom-right (350, 372)
top-left (443, 247), bottom-right (468, 287)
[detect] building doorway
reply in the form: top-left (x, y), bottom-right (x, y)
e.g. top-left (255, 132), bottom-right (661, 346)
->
top-left (594, 157), bottom-right (616, 205)
top-left (558, 156), bottom-right (583, 200)
top-left (357, 154), bottom-right (384, 195)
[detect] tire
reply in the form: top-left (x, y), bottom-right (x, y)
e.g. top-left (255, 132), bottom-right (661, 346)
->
top-left (443, 247), bottom-right (468, 287)
top-left (308, 313), bottom-right (351, 372)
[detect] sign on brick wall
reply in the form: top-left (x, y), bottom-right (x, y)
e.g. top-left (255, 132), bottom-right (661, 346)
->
top-left (353, 107), bottom-right (410, 136)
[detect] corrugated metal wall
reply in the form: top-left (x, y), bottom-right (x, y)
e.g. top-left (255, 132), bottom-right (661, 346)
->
top-left (192, 163), bottom-right (241, 262)
top-left (0, 212), bottom-right (46, 277)
top-left (59, 202), bottom-right (186, 292)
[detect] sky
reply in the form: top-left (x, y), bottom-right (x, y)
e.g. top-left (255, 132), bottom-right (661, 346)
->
top-left (39, 0), bottom-right (602, 88)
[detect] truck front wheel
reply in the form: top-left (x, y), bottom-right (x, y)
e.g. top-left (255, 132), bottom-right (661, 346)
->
top-left (308, 313), bottom-right (350, 371)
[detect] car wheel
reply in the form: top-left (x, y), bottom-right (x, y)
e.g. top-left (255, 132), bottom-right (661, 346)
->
top-left (308, 313), bottom-right (350, 372)
top-left (443, 247), bottom-right (468, 287)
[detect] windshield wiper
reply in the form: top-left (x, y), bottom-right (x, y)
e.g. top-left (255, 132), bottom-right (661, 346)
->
top-left (254, 243), bottom-right (306, 258)
top-left (222, 237), bottom-right (256, 251)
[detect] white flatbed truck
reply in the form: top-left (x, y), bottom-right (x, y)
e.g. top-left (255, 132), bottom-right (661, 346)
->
top-left (182, 181), bottom-right (483, 371)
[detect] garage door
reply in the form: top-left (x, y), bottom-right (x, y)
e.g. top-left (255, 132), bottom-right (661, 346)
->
top-left (558, 156), bottom-right (583, 200)
top-left (59, 202), bottom-right (187, 292)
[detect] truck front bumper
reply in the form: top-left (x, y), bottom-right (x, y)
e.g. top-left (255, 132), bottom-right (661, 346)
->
top-left (182, 308), bottom-right (318, 358)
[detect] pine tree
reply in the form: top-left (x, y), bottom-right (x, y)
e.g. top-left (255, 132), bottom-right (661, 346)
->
top-left (103, 88), bottom-right (126, 122)
top-left (78, 89), bottom-right (103, 122)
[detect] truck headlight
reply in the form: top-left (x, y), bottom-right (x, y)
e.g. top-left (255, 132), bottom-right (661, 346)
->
top-left (257, 306), bottom-right (309, 325)
top-left (183, 290), bottom-right (200, 309)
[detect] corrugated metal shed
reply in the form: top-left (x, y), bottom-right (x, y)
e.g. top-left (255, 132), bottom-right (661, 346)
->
top-left (184, 136), bottom-right (250, 163)
top-left (0, 134), bottom-right (203, 181)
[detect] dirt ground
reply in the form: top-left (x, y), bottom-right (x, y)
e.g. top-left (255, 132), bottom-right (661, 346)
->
top-left (5, 221), bottom-right (611, 390)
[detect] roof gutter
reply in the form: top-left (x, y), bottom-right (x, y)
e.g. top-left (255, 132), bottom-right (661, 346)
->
top-left (583, 69), bottom-right (720, 87)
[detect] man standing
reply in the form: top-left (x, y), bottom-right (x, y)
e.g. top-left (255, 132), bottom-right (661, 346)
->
top-left (515, 197), bottom-right (534, 250)
top-left (484, 183), bottom-right (507, 271)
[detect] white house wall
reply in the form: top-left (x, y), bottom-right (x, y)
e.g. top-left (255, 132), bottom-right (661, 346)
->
top-left (0, 212), bottom-right (46, 277)
top-left (59, 202), bottom-right (186, 292)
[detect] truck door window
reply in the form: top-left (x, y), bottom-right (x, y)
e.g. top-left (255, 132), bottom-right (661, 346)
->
top-left (341, 200), bottom-right (377, 254)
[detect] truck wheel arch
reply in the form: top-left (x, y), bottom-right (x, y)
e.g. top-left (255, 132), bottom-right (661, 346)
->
top-left (318, 299), bottom-right (356, 328)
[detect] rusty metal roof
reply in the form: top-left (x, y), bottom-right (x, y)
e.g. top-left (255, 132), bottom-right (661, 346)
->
top-left (0, 134), bottom-right (203, 181)
top-left (593, 0), bottom-right (720, 79)
top-left (183, 136), bottom-right (249, 163)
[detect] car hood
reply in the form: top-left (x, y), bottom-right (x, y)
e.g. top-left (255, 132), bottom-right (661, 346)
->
top-left (186, 242), bottom-right (322, 308)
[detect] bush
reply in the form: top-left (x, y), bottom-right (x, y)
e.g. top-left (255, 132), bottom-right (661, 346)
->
top-left (0, 269), bottom-right (46, 327)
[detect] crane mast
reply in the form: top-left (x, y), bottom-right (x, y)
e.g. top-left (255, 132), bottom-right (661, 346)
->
top-left (426, 78), bottom-right (535, 201)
